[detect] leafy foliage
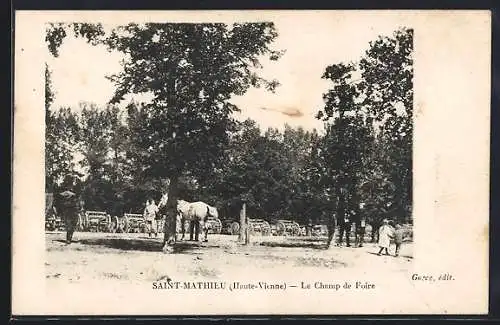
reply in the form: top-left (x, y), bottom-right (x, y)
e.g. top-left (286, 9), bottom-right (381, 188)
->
top-left (45, 64), bottom-right (79, 192)
top-left (45, 24), bottom-right (413, 248)
top-left (45, 107), bottom-right (79, 192)
top-left (315, 28), bottom-right (413, 245)
top-left (45, 23), bottom-right (105, 57)
top-left (46, 22), bottom-right (284, 248)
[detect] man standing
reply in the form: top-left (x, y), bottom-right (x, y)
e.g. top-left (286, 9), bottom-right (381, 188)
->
top-left (149, 199), bottom-right (159, 237)
top-left (393, 224), bottom-right (405, 257)
top-left (337, 214), bottom-right (351, 247)
top-left (56, 181), bottom-right (80, 244)
top-left (356, 218), bottom-right (366, 248)
top-left (143, 199), bottom-right (159, 237)
top-left (306, 218), bottom-right (313, 237)
top-left (154, 200), bottom-right (164, 237)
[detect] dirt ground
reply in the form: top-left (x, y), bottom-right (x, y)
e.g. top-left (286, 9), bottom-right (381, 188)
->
top-left (45, 231), bottom-right (413, 285)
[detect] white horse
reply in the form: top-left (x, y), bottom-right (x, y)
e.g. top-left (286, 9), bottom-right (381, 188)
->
top-left (158, 193), bottom-right (218, 242)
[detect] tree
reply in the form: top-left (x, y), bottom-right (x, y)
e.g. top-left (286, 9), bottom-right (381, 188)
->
top-left (45, 23), bottom-right (106, 193)
top-left (198, 119), bottom-right (323, 227)
top-left (45, 63), bottom-right (56, 191)
top-left (359, 28), bottom-right (413, 224)
top-left (45, 94), bottom-right (80, 193)
top-left (281, 125), bottom-right (321, 224)
top-left (46, 23), bottom-right (106, 57)
top-left (95, 23), bottom-right (283, 252)
top-left (315, 28), bottom-right (413, 246)
top-left (73, 103), bottom-right (113, 211)
top-left (205, 119), bottom-right (263, 220)
top-left (300, 129), bottom-right (332, 225)
top-left (316, 61), bottom-right (373, 247)
top-left (45, 63), bottom-right (54, 114)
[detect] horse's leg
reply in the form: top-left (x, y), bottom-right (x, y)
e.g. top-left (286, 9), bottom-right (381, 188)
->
top-left (174, 217), bottom-right (178, 242)
top-left (181, 217), bottom-right (186, 241)
top-left (201, 218), bottom-right (208, 242)
top-left (188, 219), bottom-right (194, 241)
top-left (189, 218), bottom-right (198, 241)
top-left (203, 224), bottom-right (208, 242)
top-left (194, 219), bottom-right (200, 242)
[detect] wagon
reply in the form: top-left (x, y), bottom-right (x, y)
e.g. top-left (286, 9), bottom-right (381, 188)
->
top-left (45, 216), bottom-right (65, 231)
top-left (248, 219), bottom-right (271, 236)
top-left (109, 215), bottom-right (128, 233)
top-left (206, 218), bottom-right (222, 234)
top-left (123, 213), bottom-right (147, 233)
top-left (156, 217), bottom-right (165, 233)
top-left (76, 211), bottom-right (86, 231)
top-left (45, 193), bottom-right (63, 231)
top-left (83, 211), bottom-right (112, 232)
top-left (275, 220), bottom-right (301, 236)
top-left (312, 224), bottom-right (328, 237)
top-left (222, 220), bottom-right (240, 235)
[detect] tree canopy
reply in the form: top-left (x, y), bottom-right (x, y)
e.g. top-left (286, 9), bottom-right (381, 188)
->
top-left (45, 24), bottom-right (413, 249)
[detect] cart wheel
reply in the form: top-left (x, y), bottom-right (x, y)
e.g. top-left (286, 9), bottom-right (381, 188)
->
top-left (231, 222), bottom-right (240, 235)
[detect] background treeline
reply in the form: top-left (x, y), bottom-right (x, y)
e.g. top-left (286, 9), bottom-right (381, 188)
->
top-left (45, 24), bottom-right (413, 233)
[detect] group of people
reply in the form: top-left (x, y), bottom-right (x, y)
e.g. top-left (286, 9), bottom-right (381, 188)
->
top-left (377, 219), bottom-right (405, 257)
top-left (333, 215), bottom-right (406, 257)
top-left (335, 216), bottom-right (367, 248)
top-left (53, 173), bottom-right (164, 244)
top-left (53, 175), bottom-right (407, 255)
top-left (52, 175), bottom-right (194, 244)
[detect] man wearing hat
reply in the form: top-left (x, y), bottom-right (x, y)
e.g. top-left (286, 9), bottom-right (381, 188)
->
top-left (336, 213), bottom-right (351, 247)
top-left (56, 175), bottom-right (81, 244)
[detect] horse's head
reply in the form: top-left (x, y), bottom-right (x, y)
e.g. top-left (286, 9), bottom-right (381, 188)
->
top-left (177, 200), bottom-right (190, 214)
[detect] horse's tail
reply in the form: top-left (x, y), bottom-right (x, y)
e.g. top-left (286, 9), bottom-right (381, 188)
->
top-left (204, 206), bottom-right (210, 223)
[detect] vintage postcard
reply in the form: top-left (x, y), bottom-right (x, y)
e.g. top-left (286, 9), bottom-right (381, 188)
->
top-left (12, 10), bottom-right (490, 315)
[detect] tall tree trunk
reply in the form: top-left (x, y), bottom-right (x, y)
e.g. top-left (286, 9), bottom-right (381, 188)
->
top-left (328, 184), bottom-right (346, 248)
top-left (161, 61), bottom-right (180, 253)
top-left (239, 202), bottom-right (247, 244)
top-left (162, 174), bottom-right (179, 253)
top-left (327, 192), bottom-right (341, 248)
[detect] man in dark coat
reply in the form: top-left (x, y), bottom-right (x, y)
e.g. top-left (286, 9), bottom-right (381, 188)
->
top-left (355, 218), bottom-right (366, 247)
top-left (58, 190), bottom-right (80, 244)
top-left (55, 176), bottom-right (81, 244)
top-left (337, 214), bottom-right (351, 247)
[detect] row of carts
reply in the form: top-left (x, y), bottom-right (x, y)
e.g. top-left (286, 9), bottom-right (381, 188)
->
top-left (45, 193), bottom-right (323, 236)
top-left (45, 211), bottom-right (224, 234)
top-left (221, 219), bottom-right (311, 237)
top-left (45, 210), bottom-right (325, 237)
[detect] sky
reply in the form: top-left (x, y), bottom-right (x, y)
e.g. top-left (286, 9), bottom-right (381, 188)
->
top-left (46, 13), bottom-right (408, 133)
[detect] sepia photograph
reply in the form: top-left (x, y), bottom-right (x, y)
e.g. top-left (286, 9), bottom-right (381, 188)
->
top-left (13, 10), bottom-right (490, 315)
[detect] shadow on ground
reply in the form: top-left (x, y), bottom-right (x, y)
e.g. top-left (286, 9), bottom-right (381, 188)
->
top-left (295, 256), bottom-right (348, 268)
top-left (57, 238), bottom-right (221, 254)
top-left (366, 251), bottom-right (413, 259)
top-left (259, 240), bottom-right (327, 250)
top-left (288, 237), bottom-right (328, 242)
